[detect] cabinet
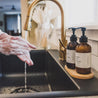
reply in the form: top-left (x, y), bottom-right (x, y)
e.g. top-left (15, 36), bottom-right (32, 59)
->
top-left (58, 0), bottom-right (98, 29)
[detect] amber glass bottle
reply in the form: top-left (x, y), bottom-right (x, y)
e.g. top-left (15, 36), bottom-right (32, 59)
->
top-left (66, 28), bottom-right (78, 69)
top-left (75, 27), bottom-right (91, 74)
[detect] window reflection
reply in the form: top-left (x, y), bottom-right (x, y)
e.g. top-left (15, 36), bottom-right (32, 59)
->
top-left (0, 0), bottom-right (21, 36)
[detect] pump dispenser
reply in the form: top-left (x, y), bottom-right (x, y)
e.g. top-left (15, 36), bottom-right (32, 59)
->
top-left (75, 27), bottom-right (91, 74)
top-left (66, 27), bottom-right (78, 69)
top-left (79, 27), bottom-right (87, 42)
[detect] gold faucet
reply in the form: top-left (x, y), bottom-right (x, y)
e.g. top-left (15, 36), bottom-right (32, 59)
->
top-left (24, 0), bottom-right (67, 61)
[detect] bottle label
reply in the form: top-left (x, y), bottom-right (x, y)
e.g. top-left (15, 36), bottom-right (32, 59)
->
top-left (75, 52), bottom-right (91, 68)
top-left (66, 49), bottom-right (75, 64)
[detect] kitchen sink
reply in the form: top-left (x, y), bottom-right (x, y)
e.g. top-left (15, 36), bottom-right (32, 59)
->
top-left (0, 50), bottom-right (78, 98)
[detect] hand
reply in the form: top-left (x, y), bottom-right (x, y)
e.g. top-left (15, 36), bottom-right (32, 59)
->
top-left (11, 36), bottom-right (36, 66)
top-left (0, 33), bottom-right (36, 66)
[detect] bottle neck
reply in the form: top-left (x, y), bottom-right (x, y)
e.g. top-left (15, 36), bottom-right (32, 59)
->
top-left (71, 40), bottom-right (77, 42)
top-left (80, 42), bottom-right (87, 45)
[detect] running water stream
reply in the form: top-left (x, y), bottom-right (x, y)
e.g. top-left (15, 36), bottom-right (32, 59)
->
top-left (25, 62), bottom-right (27, 92)
top-left (9, 62), bottom-right (37, 93)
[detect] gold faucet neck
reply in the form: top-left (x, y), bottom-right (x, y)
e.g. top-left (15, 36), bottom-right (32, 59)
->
top-left (24, 0), bottom-right (67, 60)
top-left (24, 0), bottom-right (65, 43)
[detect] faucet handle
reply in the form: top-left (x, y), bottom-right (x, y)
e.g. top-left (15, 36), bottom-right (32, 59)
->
top-left (59, 39), bottom-right (65, 49)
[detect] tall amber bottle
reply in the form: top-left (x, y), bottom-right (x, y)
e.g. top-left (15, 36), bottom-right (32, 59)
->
top-left (66, 28), bottom-right (78, 69)
top-left (75, 27), bottom-right (91, 74)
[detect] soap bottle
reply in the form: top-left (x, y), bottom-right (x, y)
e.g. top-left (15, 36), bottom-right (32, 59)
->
top-left (75, 27), bottom-right (91, 74)
top-left (66, 27), bottom-right (78, 69)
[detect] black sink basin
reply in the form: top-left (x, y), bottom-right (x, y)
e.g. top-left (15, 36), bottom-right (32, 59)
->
top-left (0, 50), bottom-right (78, 98)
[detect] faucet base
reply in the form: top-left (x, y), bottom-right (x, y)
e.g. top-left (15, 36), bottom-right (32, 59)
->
top-left (59, 41), bottom-right (67, 61)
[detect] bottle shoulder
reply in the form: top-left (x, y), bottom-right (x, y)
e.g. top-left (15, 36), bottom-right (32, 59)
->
top-left (76, 43), bottom-right (91, 53)
top-left (67, 41), bottom-right (78, 50)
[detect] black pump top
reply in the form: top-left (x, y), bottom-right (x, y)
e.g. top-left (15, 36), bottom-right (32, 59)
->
top-left (79, 27), bottom-right (88, 42)
top-left (69, 27), bottom-right (77, 42)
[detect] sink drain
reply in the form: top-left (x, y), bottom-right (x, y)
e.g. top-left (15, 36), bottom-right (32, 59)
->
top-left (10, 86), bottom-right (40, 94)
top-left (0, 86), bottom-right (39, 94)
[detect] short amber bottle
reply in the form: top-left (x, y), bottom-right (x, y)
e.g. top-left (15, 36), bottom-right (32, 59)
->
top-left (75, 27), bottom-right (91, 74)
top-left (66, 28), bottom-right (78, 69)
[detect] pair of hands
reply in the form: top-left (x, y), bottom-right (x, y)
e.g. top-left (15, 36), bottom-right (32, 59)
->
top-left (0, 33), bottom-right (36, 66)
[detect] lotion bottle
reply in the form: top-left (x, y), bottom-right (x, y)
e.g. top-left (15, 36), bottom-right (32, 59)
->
top-left (75, 27), bottom-right (91, 74)
top-left (66, 27), bottom-right (78, 69)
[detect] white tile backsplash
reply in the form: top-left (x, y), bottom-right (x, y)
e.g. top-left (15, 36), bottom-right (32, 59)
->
top-left (88, 40), bottom-right (92, 47)
top-left (66, 36), bottom-right (70, 43)
top-left (92, 55), bottom-right (98, 71)
top-left (91, 41), bottom-right (98, 57)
